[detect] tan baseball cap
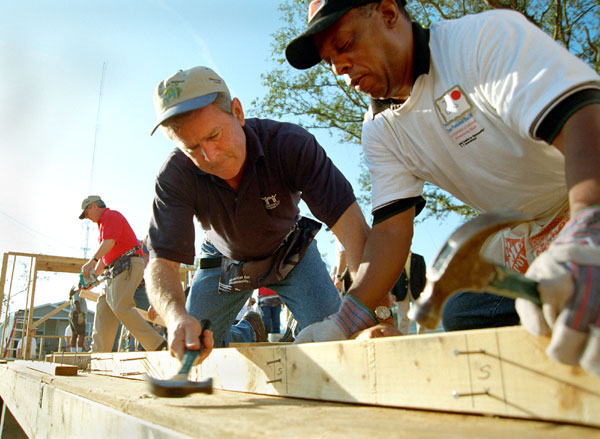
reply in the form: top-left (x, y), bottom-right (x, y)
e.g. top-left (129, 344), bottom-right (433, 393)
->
top-left (79, 195), bottom-right (103, 220)
top-left (151, 66), bottom-right (230, 135)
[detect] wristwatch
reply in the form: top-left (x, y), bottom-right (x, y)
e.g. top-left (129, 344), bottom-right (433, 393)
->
top-left (374, 306), bottom-right (391, 321)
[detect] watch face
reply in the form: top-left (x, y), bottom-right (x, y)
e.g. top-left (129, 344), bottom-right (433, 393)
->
top-left (375, 306), bottom-right (391, 320)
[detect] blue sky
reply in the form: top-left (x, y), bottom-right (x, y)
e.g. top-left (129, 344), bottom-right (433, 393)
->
top-left (0, 1), bottom-right (461, 309)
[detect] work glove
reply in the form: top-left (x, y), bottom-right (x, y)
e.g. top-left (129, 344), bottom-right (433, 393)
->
top-left (516, 207), bottom-right (600, 377)
top-left (294, 294), bottom-right (378, 343)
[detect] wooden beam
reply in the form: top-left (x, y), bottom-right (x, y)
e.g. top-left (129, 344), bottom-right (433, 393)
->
top-left (135, 308), bottom-right (166, 327)
top-left (0, 362), bottom-right (597, 438)
top-left (88, 326), bottom-right (600, 428)
top-left (0, 364), bottom-right (187, 438)
top-left (14, 360), bottom-right (78, 376)
top-left (31, 301), bottom-right (70, 329)
top-left (1, 253), bottom-right (87, 274)
top-left (79, 290), bottom-right (165, 327)
top-left (0, 253), bottom-right (8, 329)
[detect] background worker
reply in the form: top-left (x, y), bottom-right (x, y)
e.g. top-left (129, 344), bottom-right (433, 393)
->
top-left (258, 287), bottom-right (282, 335)
top-left (333, 239), bottom-right (352, 294)
top-left (16, 328), bottom-right (37, 359)
top-left (68, 286), bottom-right (88, 352)
top-left (286, 0), bottom-right (600, 375)
top-left (79, 195), bottom-right (167, 352)
top-left (390, 251), bottom-right (426, 335)
top-left (64, 324), bottom-right (72, 351)
top-left (145, 66), bottom-right (371, 362)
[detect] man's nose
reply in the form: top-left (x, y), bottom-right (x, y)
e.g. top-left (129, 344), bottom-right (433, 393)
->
top-left (331, 55), bottom-right (351, 76)
top-left (200, 143), bottom-right (219, 162)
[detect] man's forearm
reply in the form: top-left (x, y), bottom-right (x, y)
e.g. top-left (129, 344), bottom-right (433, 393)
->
top-left (332, 202), bottom-right (370, 276)
top-left (347, 209), bottom-right (414, 309)
top-left (146, 258), bottom-right (188, 322)
top-left (93, 239), bottom-right (116, 261)
top-left (553, 103), bottom-right (600, 213)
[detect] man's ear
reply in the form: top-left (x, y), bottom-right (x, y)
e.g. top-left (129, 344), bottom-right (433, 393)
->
top-left (231, 97), bottom-right (245, 126)
top-left (378, 0), bottom-right (400, 28)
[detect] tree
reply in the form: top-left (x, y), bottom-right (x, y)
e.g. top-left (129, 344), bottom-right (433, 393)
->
top-left (251, 0), bottom-right (599, 220)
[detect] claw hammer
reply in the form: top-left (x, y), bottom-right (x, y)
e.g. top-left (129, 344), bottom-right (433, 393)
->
top-left (146, 319), bottom-right (213, 397)
top-left (408, 211), bottom-right (542, 329)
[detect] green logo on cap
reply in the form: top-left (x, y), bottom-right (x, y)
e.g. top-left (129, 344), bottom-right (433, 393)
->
top-left (162, 84), bottom-right (182, 104)
top-left (159, 78), bottom-right (186, 104)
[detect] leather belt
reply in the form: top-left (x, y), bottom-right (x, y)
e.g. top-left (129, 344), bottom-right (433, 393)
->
top-left (199, 257), bottom-right (222, 269)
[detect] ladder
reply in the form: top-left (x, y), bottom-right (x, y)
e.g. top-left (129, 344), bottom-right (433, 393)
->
top-left (2, 310), bottom-right (24, 358)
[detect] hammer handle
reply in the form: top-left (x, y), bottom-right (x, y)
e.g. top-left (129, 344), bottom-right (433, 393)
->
top-left (178, 319), bottom-right (211, 375)
top-left (488, 266), bottom-right (542, 306)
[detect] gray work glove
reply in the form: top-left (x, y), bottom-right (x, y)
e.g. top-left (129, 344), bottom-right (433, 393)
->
top-left (516, 207), bottom-right (600, 377)
top-left (294, 294), bottom-right (378, 344)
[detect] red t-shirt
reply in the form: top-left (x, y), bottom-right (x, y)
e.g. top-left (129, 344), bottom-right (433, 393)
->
top-left (97, 208), bottom-right (142, 265)
top-left (258, 287), bottom-right (277, 297)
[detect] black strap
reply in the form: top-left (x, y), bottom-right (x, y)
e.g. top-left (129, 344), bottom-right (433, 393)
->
top-left (200, 257), bottom-right (222, 269)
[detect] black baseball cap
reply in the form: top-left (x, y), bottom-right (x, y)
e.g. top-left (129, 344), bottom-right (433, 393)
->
top-left (285, 0), bottom-right (406, 70)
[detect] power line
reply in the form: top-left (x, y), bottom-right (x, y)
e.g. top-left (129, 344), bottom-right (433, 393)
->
top-left (83, 61), bottom-right (107, 258)
top-left (0, 209), bottom-right (79, 252)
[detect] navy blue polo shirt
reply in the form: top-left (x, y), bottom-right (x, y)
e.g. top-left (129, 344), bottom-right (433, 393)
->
top-left (147, 118), bottom-right (356, 265)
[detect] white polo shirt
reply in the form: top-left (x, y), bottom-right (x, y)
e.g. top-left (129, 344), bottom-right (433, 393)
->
top-left (362, 10), bottom-right (600, 270)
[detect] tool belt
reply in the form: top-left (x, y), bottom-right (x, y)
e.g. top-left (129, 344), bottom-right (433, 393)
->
top-left (215, 217), bottom-right (322, 294)
top-left (108, 246), bottom-right (141, 279)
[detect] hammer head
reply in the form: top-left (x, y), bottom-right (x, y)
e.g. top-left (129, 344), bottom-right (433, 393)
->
top-left (408, 210), bottom-right (529, 329)
top-left (146, 374), bottom-right (213, 398)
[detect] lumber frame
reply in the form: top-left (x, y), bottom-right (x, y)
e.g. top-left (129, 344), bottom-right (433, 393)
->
top-left (14, 360), bottom-right (78, 376)
top-left (1, 361), bottom-right (598, 439)
top-left (88, 326), bottom-right (600, 428)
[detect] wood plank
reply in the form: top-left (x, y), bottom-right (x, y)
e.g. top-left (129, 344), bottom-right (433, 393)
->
top-left (31, 301), bottom-right (70, 329)
top-left (0, 362), bottom-right (598, 439)
top-left (88, 326), bottom-right (600, 428)
top-left (135, 308), bottom-right (166, 327)
top-left (79, 290), bottom-right (166, 327)
top-left (15, 360), bottom-right (78, 376)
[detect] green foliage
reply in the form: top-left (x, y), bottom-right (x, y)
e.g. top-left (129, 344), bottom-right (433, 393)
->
top-left (251, 0), bottom-right (598, 220)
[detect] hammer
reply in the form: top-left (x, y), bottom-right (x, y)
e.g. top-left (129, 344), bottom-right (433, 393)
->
top-left (146, 319), bottom-right (213, 397)
top-left (408, 211), bottom-right (542, 329)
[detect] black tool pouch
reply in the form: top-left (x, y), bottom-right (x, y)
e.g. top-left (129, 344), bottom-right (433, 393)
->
top-left (218, 217), bottom-right (322, 293)
top-left (109, 256), bottom-right (131, 278)
top-left (108, 246), bottom-right (140, 279)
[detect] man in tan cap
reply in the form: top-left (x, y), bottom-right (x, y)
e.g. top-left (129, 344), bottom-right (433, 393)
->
top-left (146, 66), bottom-right (376, 363)
top-left (79, 195), bottom-right (167, 352)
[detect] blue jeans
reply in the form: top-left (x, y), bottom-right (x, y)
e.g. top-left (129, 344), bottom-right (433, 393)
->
top-left (186, 239), bottom-right (340, 347)
top-left (441, 292), bottom-right (520, 331)
top-left (261, 304), bottom-right (282, 334)
top-left (133, 283), bottom-right (150, 311)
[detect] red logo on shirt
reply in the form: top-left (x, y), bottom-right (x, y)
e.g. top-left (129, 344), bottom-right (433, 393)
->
top-left (504, 237), bottom-right (528, 274)
top-left (529, 212), bottom-right (568, 258)
top-left (308, 0), bottom-right (325, 22)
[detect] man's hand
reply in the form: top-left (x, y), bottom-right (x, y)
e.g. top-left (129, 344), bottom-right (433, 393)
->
top-left (147, 305), bottom-right (158, 321)
top-left (351, 323), bottom-right (402, 340)
top-left (334, 277), bottom-right (343, 291)
top-left (166, 312), bottom-right (214, 364)
top-left (294, 294), bottom-right (378, 343)
top-left (81, 260), bottom-right (95, 278)
top-left (516, 207), bottom-right (600, 376)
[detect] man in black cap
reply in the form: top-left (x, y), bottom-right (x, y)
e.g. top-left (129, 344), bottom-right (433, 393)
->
top-left (146, 66), bottom-right (373, 362)
top-left (285, 0), bottom-right (600, 376)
